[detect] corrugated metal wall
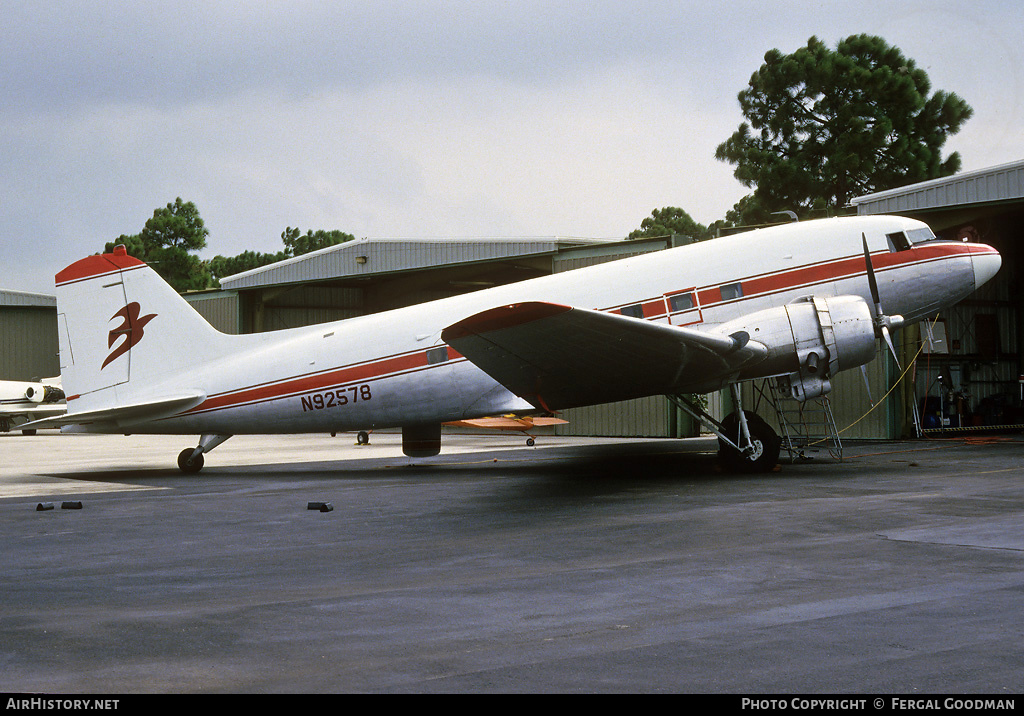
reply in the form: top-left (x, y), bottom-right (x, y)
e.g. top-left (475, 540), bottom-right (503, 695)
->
top-left (0, 307), bottom-right (59, 380)
top-left (853, 160), bottom-right (1024, 215)
top-left (186, 292), bottom-right (241, 334)
top-left (185, 287), bottom-right (363, 334)
top-left (252, 286), bottom-right (363, 332)
top-left (220, 238), bottom-right (579, 290)
top-left (554, 396), bottom-right (674, 438)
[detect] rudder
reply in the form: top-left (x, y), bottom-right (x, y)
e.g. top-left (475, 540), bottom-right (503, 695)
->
top-left (55, 246), bottom-right (227, 412)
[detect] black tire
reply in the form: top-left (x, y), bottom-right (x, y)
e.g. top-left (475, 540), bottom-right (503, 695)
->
top-left (177, 448), bottom-right (204, 473)
top-left (356, 431), bottom-right (370, 445)
top-left (718, 411), bottom-right (780, 473)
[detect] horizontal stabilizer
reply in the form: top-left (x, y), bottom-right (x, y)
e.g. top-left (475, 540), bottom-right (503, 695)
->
top-left (442, 301), bottom-right (767, 410)
top-left (21, 391), bottom-right (206, 431)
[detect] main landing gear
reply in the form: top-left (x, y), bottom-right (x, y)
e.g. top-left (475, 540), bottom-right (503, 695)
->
top-left (667, 385), bottom-right (781, 473)
top-left (177, 434), bottom-right (232, 473)
top-left (716, 410), bottom-right (781, 473)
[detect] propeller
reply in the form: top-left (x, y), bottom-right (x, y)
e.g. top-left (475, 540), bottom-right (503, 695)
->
top-left (862, 233), bottom-right (905, 368)
top-left (859, 364), bottom-right (875, 406)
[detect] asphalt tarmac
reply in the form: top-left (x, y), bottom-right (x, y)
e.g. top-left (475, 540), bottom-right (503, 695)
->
top-left (2, 430), bottom-right (1023, 694)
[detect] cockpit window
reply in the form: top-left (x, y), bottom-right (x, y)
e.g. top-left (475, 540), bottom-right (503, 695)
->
top-left (886, 232), bottom-right (911, 252)
top-left (906, 227), bottom-right (937, 244)
top-left (887, 227), bottom-right (937, 252)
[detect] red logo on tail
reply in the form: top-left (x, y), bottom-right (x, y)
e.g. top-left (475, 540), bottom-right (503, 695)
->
top-left (102, 302), bottom-right (157, 369)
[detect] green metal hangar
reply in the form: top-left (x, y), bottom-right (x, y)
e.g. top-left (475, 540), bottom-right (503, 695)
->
top-left (851, 159), bottom-right (1024, 436)
top-left (0, 290), bottom-right (59, 381)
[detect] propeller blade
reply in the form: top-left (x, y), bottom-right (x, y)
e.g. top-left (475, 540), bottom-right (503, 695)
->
top-left (862, 232), bottom-right (882, 315)
top-left (863, 231), bottom-right (905, 369)
top-left (881, 324), bottom-right (901, 370)
top-left (860, 365), bottom-right (875, 406)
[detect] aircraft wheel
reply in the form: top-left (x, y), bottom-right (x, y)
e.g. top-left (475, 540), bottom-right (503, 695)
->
top-left (356, 431), bottom-right (370, 445)
top-left (718, 411), bottom-right (780, 473)
top-left (177, 448), bottom-right (205, 474)
top-left (526, 437), bottom-right (535, 446)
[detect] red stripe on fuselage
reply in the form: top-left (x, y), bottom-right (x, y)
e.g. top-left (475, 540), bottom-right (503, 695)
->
top-left (620, 242), bottom-right (978, 320)
top-left (177, 242), bottom-right (980, 417)
top-left (185, 349), bottom-right (467, 416)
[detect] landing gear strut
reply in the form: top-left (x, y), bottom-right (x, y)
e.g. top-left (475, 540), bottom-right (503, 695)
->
top-left (667, 385), bottom-right (780, 473)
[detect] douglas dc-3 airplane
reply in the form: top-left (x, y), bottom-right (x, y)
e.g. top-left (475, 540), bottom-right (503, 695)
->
top-left (25, 215), bottom-right (1000, 473)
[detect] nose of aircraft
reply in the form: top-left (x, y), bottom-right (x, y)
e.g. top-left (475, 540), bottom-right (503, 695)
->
top-left (972, 246), bottom-right (1002, 290)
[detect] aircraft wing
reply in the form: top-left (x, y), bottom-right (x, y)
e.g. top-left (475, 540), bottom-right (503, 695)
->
top-left (441, 302), bottom-right (767, 410)
top-left (20, 391), bottom-right (205, 431)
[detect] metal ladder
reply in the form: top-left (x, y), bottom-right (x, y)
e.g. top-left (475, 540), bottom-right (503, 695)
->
top-left (757, 380), bottom-right (843, 462)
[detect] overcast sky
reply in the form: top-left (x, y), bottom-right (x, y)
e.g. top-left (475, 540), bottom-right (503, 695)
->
top-left (3, 0), bottom-right (1022, 295)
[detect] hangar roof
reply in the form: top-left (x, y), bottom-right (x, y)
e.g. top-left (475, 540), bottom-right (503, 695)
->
top-left (0, 289), bottom-right (55, 308)
top-left (851, 159), bottom-right (1024, 215)
top-left (218, 236), bottom-right (611, 290)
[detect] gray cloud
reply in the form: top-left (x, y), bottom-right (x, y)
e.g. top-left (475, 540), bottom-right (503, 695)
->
top-left (2, 1), bottom-right (1021, 295)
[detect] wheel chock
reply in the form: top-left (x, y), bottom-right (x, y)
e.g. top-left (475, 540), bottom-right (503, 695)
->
top-left (62, 501), bottom-right (83, 510)
top-left (36, 502), bottom-right (54, 511)
top-left (307, 501), bottom-right (334, 512)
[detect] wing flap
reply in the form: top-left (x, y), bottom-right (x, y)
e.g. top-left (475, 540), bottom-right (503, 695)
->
top-left (442, 302), bottom-right (767, 410)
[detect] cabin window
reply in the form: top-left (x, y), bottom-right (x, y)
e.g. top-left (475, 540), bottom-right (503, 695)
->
top-left (720, 283), bottom-right (743, 301)
top-left (426, 346), bottom-right (449, 364)
top-left (669, 292), bottom-right (695, 312)
top-left (620, 304), bottom-right (644, 319)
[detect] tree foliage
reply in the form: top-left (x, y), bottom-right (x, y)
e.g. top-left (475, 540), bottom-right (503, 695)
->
top-left (206, 250), bottom-right (288, 284)
top-left (105, 198), bottom-right (211, 292)
top-left (281, 226), bottom-right (356, 257)
top-left (628, 207), bottom-right (711, 241)
top-left (715, 34), bottom-right (973, 217)
top-left (107, 200), bottom-right (359, 290)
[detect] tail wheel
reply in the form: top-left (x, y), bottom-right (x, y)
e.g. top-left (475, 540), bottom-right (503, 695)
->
top-left (718, 411), bottom-right (780, 473)
top-left (177, 448), bottom-right (205, 474)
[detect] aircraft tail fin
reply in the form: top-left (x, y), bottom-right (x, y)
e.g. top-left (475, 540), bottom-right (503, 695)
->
top-left (54, 247), bottom-right (231, 415)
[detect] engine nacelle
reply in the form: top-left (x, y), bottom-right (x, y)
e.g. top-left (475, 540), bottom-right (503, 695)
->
top-left (0, 382), bottom-right (46, 404)
top-left (717, 295), bottom-right (878, 401)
